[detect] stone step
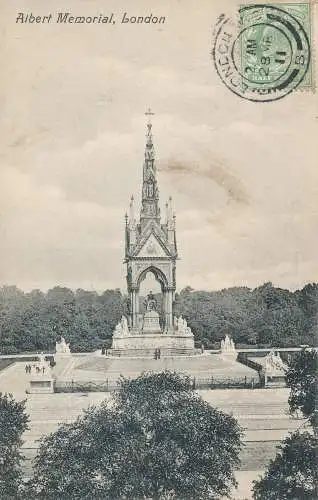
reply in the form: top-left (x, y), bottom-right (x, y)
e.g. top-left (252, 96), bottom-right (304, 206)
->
top-left (240, 441), bottom-right (279, 470)
top-left (109, 347), bottom-right (200, 357)
top-left (20, 440), bottom-right (281, 477)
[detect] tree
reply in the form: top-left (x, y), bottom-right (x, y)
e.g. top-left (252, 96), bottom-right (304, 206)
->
top-left (29, 372), bottom-right (243, 499)
top-left (253, 349), bottom-right (318, 499)
top-left (95, 289), bottom-right (127, 342)
top-left (0, 393), bottom-right (29, 499)
top-left (253, 432), bottom-right (318, 500)
top-left (286, 349), bottom-right (318, 429)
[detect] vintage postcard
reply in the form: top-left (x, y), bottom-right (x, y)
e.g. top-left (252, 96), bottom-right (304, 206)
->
top-left (0, 1), bottom-right (317, 499)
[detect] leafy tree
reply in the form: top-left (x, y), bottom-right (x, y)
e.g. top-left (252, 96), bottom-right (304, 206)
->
top-left (252, 432), bottom-right (318, 500)
top-left (95, 289), bottom-right (127, 342)
top-left (0, 393), bottom-right (29, 499)
top-left (286, 349), bottom-right (318, 428)
top-left (29, 371), bottom-right (242, 499)
top-left (253, 349), bottom-right (318, 499)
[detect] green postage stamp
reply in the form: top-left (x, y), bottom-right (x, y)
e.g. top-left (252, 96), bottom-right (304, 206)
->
top-left (213, 2), bottom-right (313, 102)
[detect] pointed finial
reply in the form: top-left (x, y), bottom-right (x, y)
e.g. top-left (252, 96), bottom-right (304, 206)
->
top-left (165, 202), bottom-right (169, 223)
top-left (167, 197), bottom-right (173, 221)
top-left (167, 197), bottom-right (174, 230)
top-left (168, 196), bottom-right (173, 211)
top-left (129, 195), bottom-right (135, 226)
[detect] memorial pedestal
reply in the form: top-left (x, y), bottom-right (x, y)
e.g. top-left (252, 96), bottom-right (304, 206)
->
top-left (142, 310), bottom-right (161, 333)
top-left (110, 314), bottom-right (195, 356)
top-left (112, 333), bottom-right (194, 351)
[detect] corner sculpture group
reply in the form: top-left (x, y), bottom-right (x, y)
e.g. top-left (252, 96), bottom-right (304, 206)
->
top-left (113, 314), bottom-right (194, 338)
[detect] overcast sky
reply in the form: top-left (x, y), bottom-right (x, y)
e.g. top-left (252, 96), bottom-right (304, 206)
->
top-left (1, 0), bottom-right (317, 293)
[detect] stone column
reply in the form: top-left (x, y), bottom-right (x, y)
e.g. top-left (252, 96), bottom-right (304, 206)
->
top-left (163, 290), bottom-right (168, 330)
top-left (131, 289), bottom-right (137, 328)
top-left (135, 289), bottom-right (140, 329)
top-left (166, 290), bottom-right (173, 329)
top-left (130, 290), bottom-right (134, 326)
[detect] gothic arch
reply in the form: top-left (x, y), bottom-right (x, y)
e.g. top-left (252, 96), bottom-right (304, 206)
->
top-left (136, 265), bottom-right (168, 292)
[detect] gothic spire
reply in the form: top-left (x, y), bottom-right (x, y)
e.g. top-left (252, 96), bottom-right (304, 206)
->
top-left (140, 108), bottom-right (160, 225)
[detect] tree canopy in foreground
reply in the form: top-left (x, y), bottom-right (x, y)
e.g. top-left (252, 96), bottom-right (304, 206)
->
top-left (0, 393), bottom-right (29, 499)
top-left (286, 349), bottom-right (318, 428)
top-left (253, 349), bottom-right (318, 499)
top-left (253, 431), bottom-right (318, 500)
top-left (28, 371), bottom-right (242, 499)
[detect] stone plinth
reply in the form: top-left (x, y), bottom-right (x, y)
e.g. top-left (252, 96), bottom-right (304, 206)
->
top-left (111, 333), bottom-right (194, 351)
top-left (27, 372), bottom-right (55, 394)
top-left (142, 310), bottom-right (161, 333)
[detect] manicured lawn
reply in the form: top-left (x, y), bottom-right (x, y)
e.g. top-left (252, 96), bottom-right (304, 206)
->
top-left (0, 359), bottom-right (14, 371)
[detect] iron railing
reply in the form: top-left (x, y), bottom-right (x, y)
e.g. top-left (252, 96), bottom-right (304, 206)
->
top-left (54, 375), bottom-right (262, 393)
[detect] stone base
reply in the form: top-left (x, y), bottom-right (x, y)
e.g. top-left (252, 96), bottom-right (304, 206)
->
top-left (221, 351), bottom-right (237, 361)
top-left (27, 377), bottom-right (55, 394)
top-left (111, 333), bottom-right (195, 354)
top-left (264, 375), bottom-right (286, 387)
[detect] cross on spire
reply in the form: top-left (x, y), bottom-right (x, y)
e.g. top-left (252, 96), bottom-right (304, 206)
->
top-left (145, 107), bottom-right (154, 122)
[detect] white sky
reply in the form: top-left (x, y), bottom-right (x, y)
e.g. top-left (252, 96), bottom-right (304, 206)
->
top-left (1, 0), bottom-right (317, 292)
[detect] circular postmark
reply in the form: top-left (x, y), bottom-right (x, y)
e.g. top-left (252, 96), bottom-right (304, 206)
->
top-left (212, 4), bottom-right (311, 102)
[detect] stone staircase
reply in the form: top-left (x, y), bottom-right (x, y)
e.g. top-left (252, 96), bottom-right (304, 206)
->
top-left (240, 441), bottom-right (279, 471)
top-left (109, 347), bottom-right (200, 357)
top-left (21, 440), bottom-right (278, 477)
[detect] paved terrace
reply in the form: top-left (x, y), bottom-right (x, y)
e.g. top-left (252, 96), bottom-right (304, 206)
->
top-left (67, 352), bottom-right (257, 382)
